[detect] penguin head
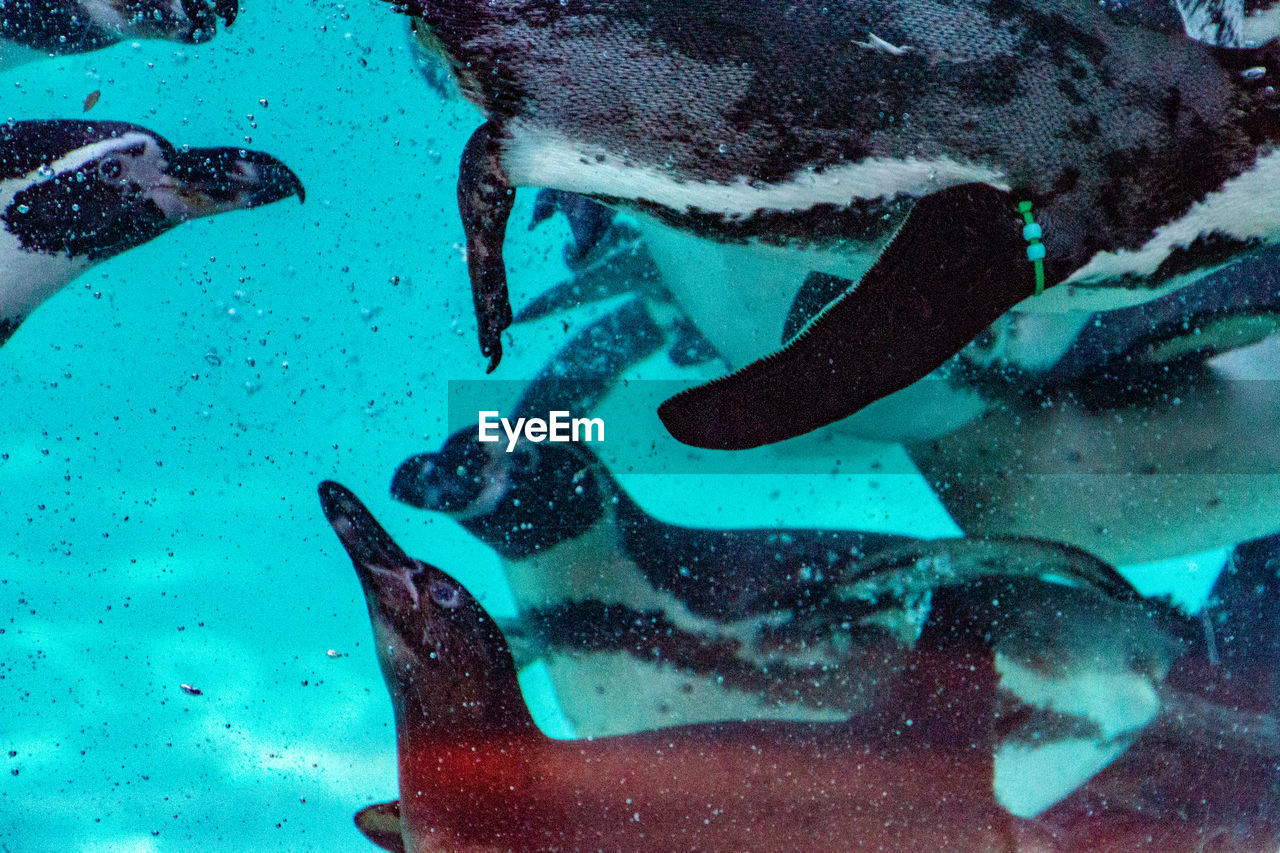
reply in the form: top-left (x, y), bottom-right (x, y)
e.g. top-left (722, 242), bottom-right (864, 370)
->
top-left (391, 427), bottom-right (607, 560)
top-left (2, 0), bottom-right (239, 54)
top-left (0, 120), bottom-right (303, 265)
top-left (319, 480), bottom-right (532, 732)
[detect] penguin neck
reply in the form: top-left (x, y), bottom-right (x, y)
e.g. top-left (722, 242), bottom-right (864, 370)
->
top-left (388, 618), bottom-right (539, 748)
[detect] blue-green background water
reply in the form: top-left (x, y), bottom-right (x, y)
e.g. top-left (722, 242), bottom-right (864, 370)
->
top-left (0, 3), bottom-right (982, 848)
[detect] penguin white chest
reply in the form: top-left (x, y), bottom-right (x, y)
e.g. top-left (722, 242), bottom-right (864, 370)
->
top-left (635, 215), bottom-right (883, 368)
top-left (0, 232), bottom-right (89, 320)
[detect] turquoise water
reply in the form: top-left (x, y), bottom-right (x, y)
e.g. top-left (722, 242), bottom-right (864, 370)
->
top-left (0, 4), bottom-right (520, 847)
top-left (0, 5), bottom-right (960, 848)
top-left (0, 2), bottom-right (1274, 851)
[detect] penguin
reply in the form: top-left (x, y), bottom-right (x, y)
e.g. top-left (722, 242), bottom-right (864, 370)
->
top-left (955, 238), bottom-right (1280, 408)
top-left (389, 427), bottom-right (1160, 735)
top-left (321, 479), bottom-right (1023, 853)
top-left (0, 119), bottom-right (303, 347)
top-left (0, 0), bottom-right (237, 70)
top-left (322, 481), bottom-right (1276, 851)
top-left (1031, 528), bottom-right (1280, 850)
top-left (518, 184), bottom-right (1280, 440)
top-left (391, 0), bottom-right (1280, 449)
top-left (911, 328), bottom-right (1280, 566)
top-left (517, 195), bottom-right (720, 370)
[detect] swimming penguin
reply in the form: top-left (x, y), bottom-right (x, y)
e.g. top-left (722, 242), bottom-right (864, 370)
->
top-left (519, 183), bottom-right (1280, 440)
top-left (957, 239), bottom-right (1280, 407)
top-left (392, 0), bottom-right (1280, 449)
top-left (528, 188), bottom-right (618, 269)
top-left (390, 428), bottom-right (909, 639)
top-left (0, 0), bottom-right (236, 70)
top-left (0, 119), bottom-right (303, 347)
top-left (517, 199), bottom-right (720, 372)
top-left (390, 428), bottom-right (1162, 735)
top-left (321, 479), bottom-right (1023, 852)
top-left (912, 333), bottom-right (1280, 565)
top-left (1033, 528), bottom-right (1280, 850)
top-left (323, 481), bottom-right (1272, 850)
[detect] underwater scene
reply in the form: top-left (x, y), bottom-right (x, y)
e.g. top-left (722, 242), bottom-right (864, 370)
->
top-left (4, 0), bottom-right (1280, 850)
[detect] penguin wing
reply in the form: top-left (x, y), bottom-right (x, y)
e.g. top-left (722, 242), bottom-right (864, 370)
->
top-left (354, 800), bottom-right (406, 852)
top-left (658, 183), bottom-right (1037, 450)
top-left (458, 122), bottom-right (515, 373)
top-left (514, 298), bottom-right (666, 421)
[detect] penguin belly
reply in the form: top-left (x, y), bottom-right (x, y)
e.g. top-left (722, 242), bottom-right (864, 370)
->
top-left (634, 214), bottom-right (882, 369)
top-left (501, 520), bottom-right (847, 734)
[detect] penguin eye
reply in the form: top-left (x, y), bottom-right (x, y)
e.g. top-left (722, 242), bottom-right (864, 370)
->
top-left (97, 157), bottom-right (124, 183)
top-left (509, 443), bottom-right (538, 474)
top-left (428, 580), bottom-right (461, 609)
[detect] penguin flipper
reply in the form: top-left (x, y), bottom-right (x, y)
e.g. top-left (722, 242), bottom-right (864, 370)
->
top-left (354, 801), bottom-right (406, 852)
top-left (514, 297), bottom-right (666, 420)
top-left (659, 183), bottom-right (1035, 449)
top-left (0, 316), bottom-right (24, 347)
top-left (529, 188), bottom-right (617, 266)
top-left (459, 121), bottom-right (515, 372)
top-left (514, 232), bottom-right (659, 325)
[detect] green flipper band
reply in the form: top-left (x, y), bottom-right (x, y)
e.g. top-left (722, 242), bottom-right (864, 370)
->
top-left (1018, 200), bottom-right (1046, 295)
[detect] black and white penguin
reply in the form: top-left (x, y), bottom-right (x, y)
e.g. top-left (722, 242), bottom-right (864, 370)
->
top-left (391, 428), bottom-right (909, 617)
top-left (388, 439), bottom-right (1258, 817)
top-left (912, 328), bottom-right (1280, 566)
top-left (329, 479), bottom-right (1275, 848)
top-left (0, 0), bottom-right (236, 70)
top-left (518, 187), bottom-right (1280, 440)
top-left (518, 192), bottom-right (720, 373)
top-left (392, 0), bottom-right (1280, 449)
top-left (527, 188), bottom-right (618, 269)
top-left (389, 427), bottom-right (1156, 731)
top-left (1032, 526), bottom-right (1280, 846)
top-left (0, 119), bottom-right (303, 347)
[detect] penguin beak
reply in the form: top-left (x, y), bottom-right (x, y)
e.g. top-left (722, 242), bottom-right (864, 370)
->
top-left (155, 146), bottom-right (305, 222)
top-left (320, 482), bottom-right (411, 577)
top-left (319, 481), bottom-right (427, 611)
